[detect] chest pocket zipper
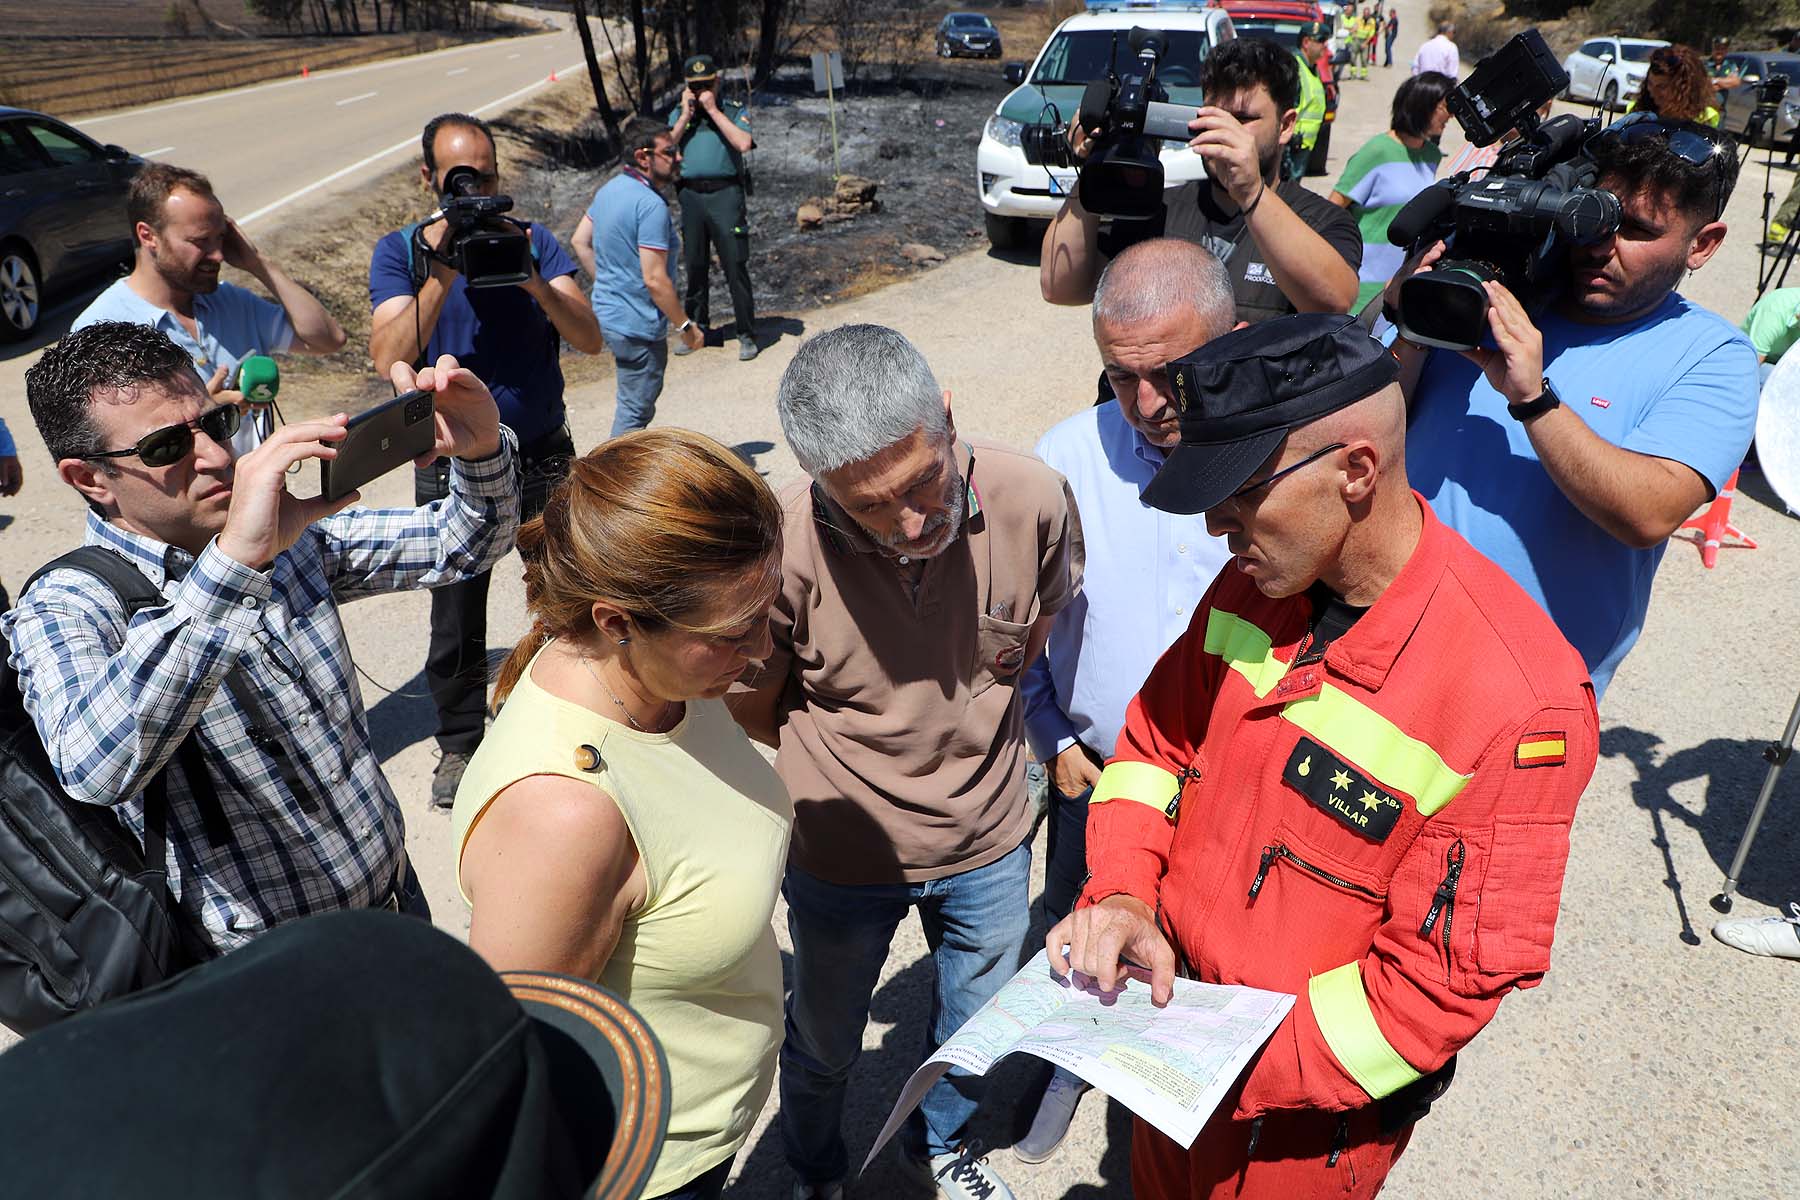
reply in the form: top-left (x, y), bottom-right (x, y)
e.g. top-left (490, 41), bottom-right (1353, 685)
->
top-left (1169, 764), bottom-right (1203, 820)
top-left (1418, 838), bottom-right (1466, 977)
top-left (1248, 843), bottom-right (1383, 902)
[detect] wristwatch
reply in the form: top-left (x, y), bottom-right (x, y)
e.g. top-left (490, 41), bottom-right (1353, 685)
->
top-left (675, 319), bottom-right (694, 334)
top-left (1508, 378), bottom-right (1562, 422)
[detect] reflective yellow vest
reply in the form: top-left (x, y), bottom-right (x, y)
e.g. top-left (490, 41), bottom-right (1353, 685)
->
top-left (1294, 51), bottom-right (1326, 151)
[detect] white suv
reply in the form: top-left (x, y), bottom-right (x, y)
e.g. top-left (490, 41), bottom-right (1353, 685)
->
top-left (1562, 36), bottom-right (1669, 111)
top-left (975, 1), bottom-right (1237, 248)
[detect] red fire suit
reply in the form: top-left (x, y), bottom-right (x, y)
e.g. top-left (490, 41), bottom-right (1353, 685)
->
top-left (1082, 496), bottom-right (1598, 1199)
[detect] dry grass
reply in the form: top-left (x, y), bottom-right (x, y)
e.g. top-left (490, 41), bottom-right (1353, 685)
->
top-left (0, 32), bottom-right (488, 116)
top-left (836, 258), bottom-right (913, 301)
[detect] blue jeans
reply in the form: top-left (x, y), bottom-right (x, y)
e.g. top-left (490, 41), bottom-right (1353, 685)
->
top-left (780, 840), bottom-right (1034, 1182)
top-left (652, 1154), bottom-right (732, 1199)
top-left (606, 331), bottom-right (669, 437)
top-left (1041, 778), bottom-right (1092, 930)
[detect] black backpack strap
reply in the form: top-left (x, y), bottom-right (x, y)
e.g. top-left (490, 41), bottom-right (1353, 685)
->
top-left (221, 672), bottom-right (319, 816)
top-left (17, 546), bottom-right (233, 847)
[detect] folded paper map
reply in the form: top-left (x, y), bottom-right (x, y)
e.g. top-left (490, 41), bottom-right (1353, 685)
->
top-left (864, 949), bottom-right (1295, 1169)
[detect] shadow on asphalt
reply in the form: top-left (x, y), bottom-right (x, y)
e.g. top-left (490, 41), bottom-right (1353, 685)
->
top-left (1602, 723), bottom-right (1800, 935)
top-left (362, 648), bottom-right (510, 763)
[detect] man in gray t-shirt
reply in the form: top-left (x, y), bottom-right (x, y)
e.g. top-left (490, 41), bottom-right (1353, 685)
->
top-left (573, 119), bottom-right (704, 437)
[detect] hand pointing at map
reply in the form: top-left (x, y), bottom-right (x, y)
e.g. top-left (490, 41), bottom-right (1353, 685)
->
top-left (1048, 895), bottom-right (1179, 1007)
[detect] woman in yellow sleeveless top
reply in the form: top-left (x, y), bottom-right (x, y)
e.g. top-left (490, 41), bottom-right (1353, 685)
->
top-left (452, 429), bottom-right (791, 1200)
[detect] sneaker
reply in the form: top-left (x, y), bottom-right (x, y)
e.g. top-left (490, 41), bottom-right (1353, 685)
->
top-left (1012, 1071), bottom-right (1090, 1163)
top-left (907, 1145), bottom-right (1015, 1200)
top-left (791, 1180), bottom-right (844, 1200)
top-left (738, 336), bottom-right (760, 361)
top-left (430, 749), bottom-right (474, 811)
top-left (1712, 902), bottom-right (1800, 959)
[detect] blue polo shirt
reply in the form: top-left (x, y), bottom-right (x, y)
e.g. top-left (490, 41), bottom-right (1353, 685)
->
top-left (73, 278), bottom-right (296, 455)
top-left (586, 170), bottom-right (676, 342)
top-left (368, 221), bottom-right (578, 446)
top-left (1407, 294), bottom-right (1758, 698)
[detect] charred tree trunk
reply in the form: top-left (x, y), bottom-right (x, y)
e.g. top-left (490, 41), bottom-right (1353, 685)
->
top-left (571, 0), bottom-right (626, 149)
top-left (753, 0), bottom-right (785, 85)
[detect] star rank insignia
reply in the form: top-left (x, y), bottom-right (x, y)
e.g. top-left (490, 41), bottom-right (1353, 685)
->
top-left (1282, 736), bottom-right (1405, 842)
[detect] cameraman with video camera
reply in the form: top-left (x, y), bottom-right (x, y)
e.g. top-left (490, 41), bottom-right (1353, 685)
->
top-left (1391, 102), bottom-right (1758, 700)
top-left (1041, 38), bottom-right (1362, 326)
top-left (369, 112), bottom-right (602, 806)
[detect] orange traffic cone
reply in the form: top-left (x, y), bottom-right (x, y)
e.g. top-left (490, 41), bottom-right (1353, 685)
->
top-left (549, 70), bottom-right (558, 82)
top-left (1676, 468), bottom-right (1757, 569)
top-left (301, 64), bottom-right (309, 78)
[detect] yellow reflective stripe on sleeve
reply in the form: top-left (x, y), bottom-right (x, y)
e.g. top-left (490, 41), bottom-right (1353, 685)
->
top-left (1310, 961), bottom-right (1423, 1101)
top-left (1089, 760), bottom-right (1181, 816)
top-left (1281, 684), bottom-right (1472, 816)
top-left (1204, 608), bottom-right (1288, 698)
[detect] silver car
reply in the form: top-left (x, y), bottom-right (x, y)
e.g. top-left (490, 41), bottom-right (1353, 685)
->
top-left (1716, 52), bottom-right (1800, 149)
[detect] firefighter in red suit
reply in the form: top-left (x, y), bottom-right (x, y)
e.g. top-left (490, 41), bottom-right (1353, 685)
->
top-left (1047, 314), bottom-right (1599, 1199)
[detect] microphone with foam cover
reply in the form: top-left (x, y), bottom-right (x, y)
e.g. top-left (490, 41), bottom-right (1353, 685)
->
top-left (1387, 180), bottom-right (1459, 247)
top-left (1079, 79), bottom-right (1113, 131)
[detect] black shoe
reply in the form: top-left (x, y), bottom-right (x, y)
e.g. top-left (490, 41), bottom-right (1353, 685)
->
top-left (430, 750), bottom-right (474, 811)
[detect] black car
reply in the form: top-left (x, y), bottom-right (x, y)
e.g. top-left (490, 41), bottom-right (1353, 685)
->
top-left (0, 106), bottom-right (142, 341)
top-left (937, 12), bottom-right (1002, 59)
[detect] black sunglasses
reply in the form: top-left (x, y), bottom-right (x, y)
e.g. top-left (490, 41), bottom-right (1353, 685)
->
top-left (1226, 442), bottom-right (1347, 502)
top-left (85, 405), bottom-right (243, 468)
top-left (1595, 113), bottom-right (1734, 220)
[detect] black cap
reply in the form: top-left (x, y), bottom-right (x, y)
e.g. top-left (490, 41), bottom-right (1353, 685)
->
top-left (1142, 313), bottom-right (1400, 515)
top-left (684, 54), bottom-right (718, 82)
top-left (1299, 20), bottom-right (1329, 39)
top-left (0, 911), bottom-right (670, 1200)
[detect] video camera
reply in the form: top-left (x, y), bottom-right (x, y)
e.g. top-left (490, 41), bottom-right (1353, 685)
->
top-left (1018, 26), bottom-right (1197, 220)
top-left (413, 164), bottom-right (534, 289)
top-left (1388, 30), bottom-right (1622, 350)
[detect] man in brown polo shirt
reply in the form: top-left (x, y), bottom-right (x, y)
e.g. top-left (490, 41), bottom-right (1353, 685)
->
top-left (729, 324), bottom-right (1081, 1200)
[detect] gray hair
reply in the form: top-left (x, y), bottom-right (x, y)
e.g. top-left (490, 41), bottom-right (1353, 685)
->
top-left (1437, 20), bottom-right (1454, 34)
top-left (776, 324), bottom-right (947, 477)
top-left (1091, 237), bottom-right (1236, 338)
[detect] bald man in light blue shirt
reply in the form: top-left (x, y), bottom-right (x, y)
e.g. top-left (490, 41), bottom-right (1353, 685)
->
top-left (1016, 238), bottom-right (1237, 1163)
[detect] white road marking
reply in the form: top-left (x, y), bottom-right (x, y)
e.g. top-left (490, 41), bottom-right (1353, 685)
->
top-left (447, 67), bottom-right (469, 76)
top-left (238, 62), bottom-right (584, 226)
top-left (335, 91), bottom-right (379, 107)
top-left (79, 33), bottom-right (565, 125)
top-left (142, 145), bottom-right (175, 157)
top-left (508, 52), bottom-right (521, 59)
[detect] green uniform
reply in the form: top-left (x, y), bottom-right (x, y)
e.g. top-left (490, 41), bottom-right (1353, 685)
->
top-left (668, 98), bottom-right (756, 342)
top-left (1743, 288), bottom-right (1800, 364)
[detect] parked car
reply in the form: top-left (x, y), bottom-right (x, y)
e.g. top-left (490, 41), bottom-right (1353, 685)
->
top-left (0, 106), bottom-right (142, 341)
top-left (1562, 36), bottom-right (1668, 112)
top-left (1715, 51), bottom-right (1800, 148)
top-left (976, 0), bottom-right (1237, 249)
top-left (937, 12), bottom-right (1003, 59)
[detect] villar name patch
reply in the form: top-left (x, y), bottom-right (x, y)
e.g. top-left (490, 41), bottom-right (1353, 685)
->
top-left (1282, 736), bottom-right (1404, 842)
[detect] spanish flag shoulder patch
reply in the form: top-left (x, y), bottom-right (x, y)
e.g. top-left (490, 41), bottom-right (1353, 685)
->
top-left (1515, 731), bottom-right (1568, 769)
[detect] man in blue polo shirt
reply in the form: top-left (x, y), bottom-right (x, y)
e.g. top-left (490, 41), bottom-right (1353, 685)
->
top-left (370, 111), bottom-right (603, 804)
top-left (73, 162), bottom-right (346, 456)
top-left (572, 118), bottom-right (704, 435)
top-left (1393, 116), bottom-right (1757, 700)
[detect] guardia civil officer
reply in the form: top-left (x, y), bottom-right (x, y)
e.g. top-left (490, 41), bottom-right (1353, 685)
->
top-left (1050, 315), bottom-right (1598, 1199)
top-left (669, 54), bottom-right (759, 361)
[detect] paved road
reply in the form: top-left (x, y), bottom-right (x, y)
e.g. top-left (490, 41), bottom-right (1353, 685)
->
top-left (69, 29), bottom-right (588, 226)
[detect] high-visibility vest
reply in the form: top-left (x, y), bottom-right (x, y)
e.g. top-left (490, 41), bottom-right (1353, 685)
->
top-left (1293, 51), bottom-right (1326, 151)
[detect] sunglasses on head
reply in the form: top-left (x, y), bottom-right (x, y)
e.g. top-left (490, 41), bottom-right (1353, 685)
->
top-left (1595, 113), bottom-right (1734, 221)
top-left (85, 404), bottom-right (243, 468)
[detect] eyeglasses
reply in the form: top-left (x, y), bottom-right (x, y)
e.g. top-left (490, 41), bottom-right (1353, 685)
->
top-left (1594, 112), bottom-right (1734, 220)
top-left (643, 146), bottom-right (679, 160)
top-left (84, 404), bottom-right (242, 468)
top-left (1225, 442), bottom-right (1346, 502)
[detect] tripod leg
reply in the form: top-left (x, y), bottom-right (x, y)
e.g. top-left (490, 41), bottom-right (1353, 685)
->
top-left (1712, 690), bottom-right (1800, 912)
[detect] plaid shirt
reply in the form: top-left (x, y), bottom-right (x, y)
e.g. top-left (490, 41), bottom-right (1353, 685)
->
top-left (1, 436), bottom-right (520, 952)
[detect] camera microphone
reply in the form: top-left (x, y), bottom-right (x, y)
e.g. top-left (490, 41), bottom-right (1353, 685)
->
top-left (1388, 181), bottom-right (1459, 246)
top-left (238, 355), bottom-right (279, 406)
top-left (1128, 26), bottom-right (1165, 57)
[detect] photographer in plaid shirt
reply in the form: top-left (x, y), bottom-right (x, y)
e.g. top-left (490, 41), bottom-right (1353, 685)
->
top-left (1, 321), bottom-right (520, 951)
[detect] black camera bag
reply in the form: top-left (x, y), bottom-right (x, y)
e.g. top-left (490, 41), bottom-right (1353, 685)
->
top-left (0, 547), bottom-right (219, 1034)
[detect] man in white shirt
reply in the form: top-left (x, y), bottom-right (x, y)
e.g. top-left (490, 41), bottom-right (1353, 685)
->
top-left (1412, 21), bottom-right (1460, 78)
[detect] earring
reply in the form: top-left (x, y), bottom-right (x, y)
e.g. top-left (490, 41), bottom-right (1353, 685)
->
top-left (618, 637), bottom-right (631, 646)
